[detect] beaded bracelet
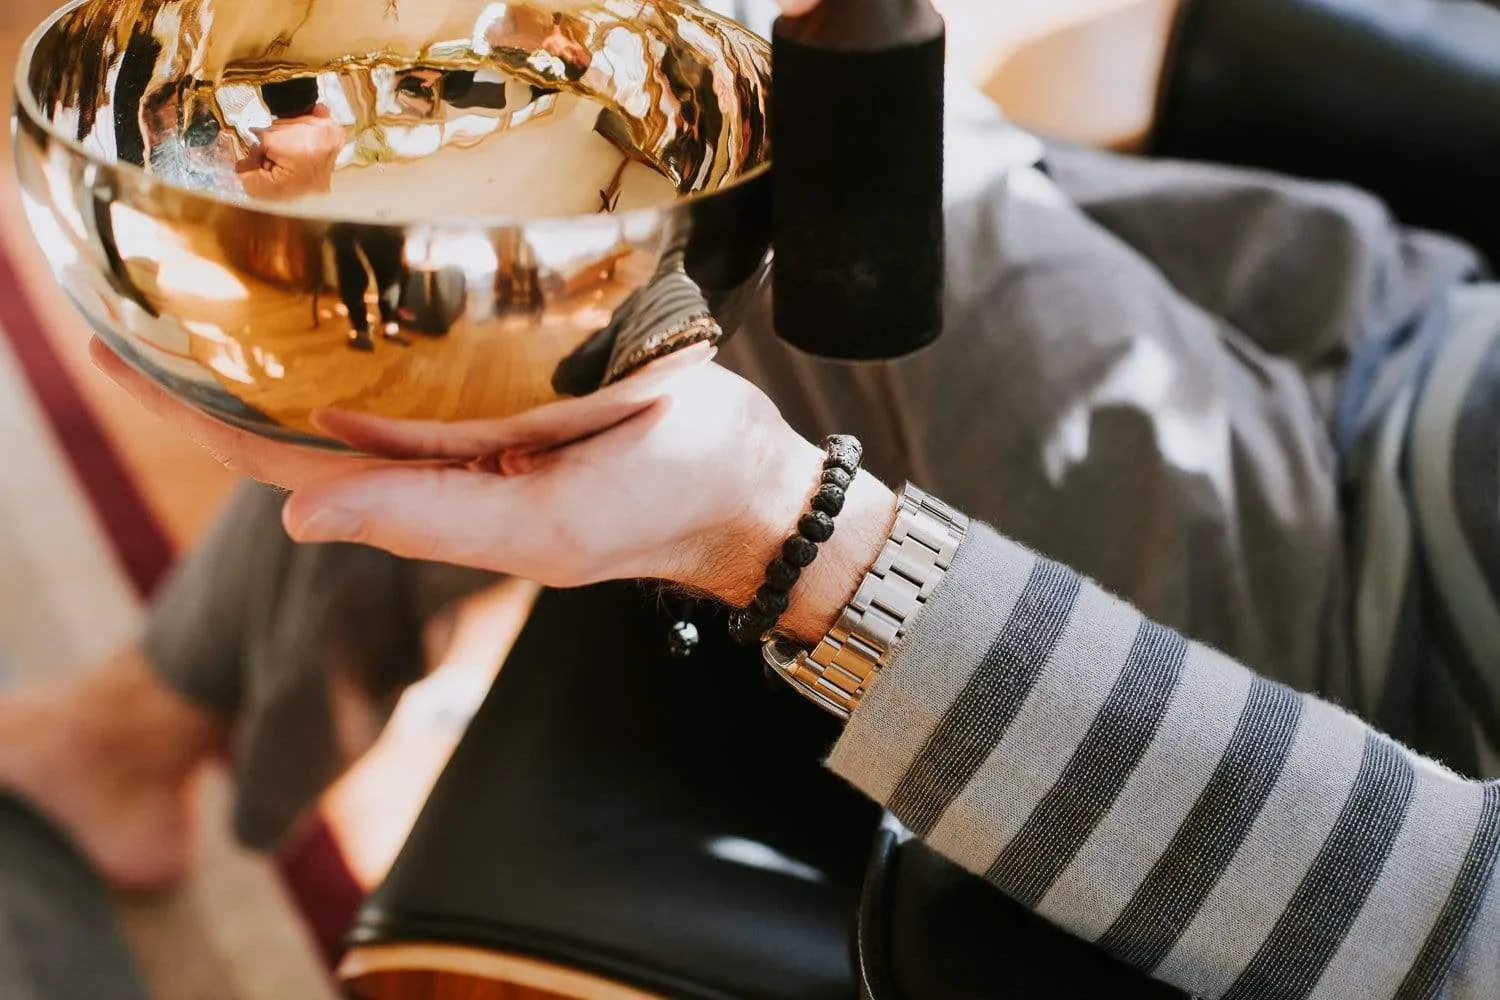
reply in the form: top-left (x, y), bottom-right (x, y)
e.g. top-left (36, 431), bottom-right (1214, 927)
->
top-left (728, 434), bottom-right (864, 646)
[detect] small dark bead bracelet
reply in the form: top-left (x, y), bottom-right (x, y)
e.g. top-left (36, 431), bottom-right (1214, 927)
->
top-left (728, 434), bottom-right (864, 646)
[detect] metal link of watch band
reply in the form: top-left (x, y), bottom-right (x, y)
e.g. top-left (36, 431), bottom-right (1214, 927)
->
top-left (763, 482), bottom-right (969, 720)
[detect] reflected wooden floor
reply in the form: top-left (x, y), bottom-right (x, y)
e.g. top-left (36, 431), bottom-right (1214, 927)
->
top-left (197, 269), bottom-right (651, 433)
top-left (141, 267), bottom-right (639, 435)
top-left (112, 199), bottom-right (660, 436)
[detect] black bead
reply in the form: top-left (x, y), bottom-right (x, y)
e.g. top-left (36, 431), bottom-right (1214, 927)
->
top-left (729, 610), bottom-right (769, 646)
top-left (783, 535), bottom-right (819, 567)
top-left (765, 557), bottom-right (801, 591)
top-left (798, 510), bottom-right (836, 543)
top-left (810, 483), bottom-right (846, 516)
top-left (753, 588), bottom-right (790, 617)
top-left (730, 433), bottom-right (863, 650)
top-left (821, 467), bottom-right (852, 491)
top-left (823, 435), bottom-right (863, 475)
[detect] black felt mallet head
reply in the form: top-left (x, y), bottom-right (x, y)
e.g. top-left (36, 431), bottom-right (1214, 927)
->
top-left (770, 0), bottom-right (946, 362)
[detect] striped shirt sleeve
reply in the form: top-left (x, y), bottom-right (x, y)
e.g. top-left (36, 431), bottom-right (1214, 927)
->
top-left (826, 522), bottom-right (1500, 1000)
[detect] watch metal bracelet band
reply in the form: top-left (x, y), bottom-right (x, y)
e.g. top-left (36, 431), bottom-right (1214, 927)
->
top-left (763, 482), bottom-right (969, 720)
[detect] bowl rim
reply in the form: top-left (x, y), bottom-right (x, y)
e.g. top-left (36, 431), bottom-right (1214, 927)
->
top-left (12, 0), bottom-right (773, 231)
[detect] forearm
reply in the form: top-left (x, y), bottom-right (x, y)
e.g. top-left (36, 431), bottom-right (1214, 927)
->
top-left (811, 519), bottom-right (1500, 999)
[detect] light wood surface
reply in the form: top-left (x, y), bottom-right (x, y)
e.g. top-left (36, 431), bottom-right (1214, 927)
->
top-left (342, 943), bottom-right (662, 1000)
top-left (114, 773), bottom-right (340, 1000)
top-left (0, 332), bottom-right (139, 676)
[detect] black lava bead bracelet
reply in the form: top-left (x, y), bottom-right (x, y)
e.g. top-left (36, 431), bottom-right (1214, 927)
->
top-left (728, 434), bottom-right (864, 646)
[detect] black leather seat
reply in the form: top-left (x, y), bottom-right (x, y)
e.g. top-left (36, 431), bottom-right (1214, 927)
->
top-left (350, 583), bottom-right (879, 999)
top-left (857, 826), bottom-right (1186, 1000)
top-left (1149, 0), bottom-right (1500, 269)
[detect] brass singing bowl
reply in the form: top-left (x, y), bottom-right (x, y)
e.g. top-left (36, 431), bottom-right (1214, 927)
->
top-left (13, 0), bottom-right (771, 448)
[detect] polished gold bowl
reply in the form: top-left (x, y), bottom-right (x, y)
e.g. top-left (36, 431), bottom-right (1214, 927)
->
top-left (13, 0), bottom-right (771, 447)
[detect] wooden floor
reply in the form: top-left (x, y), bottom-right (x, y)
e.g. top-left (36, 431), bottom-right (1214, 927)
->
top-left (0, 1), bottom-right (1150, 997)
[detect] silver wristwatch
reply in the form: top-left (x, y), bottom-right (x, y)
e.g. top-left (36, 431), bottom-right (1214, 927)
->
top-left (763, 482), bottom-right (968, 720)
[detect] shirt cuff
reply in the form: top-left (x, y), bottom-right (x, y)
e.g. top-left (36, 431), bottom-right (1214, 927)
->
top-left (826, 521), bottom-right (1039, 802)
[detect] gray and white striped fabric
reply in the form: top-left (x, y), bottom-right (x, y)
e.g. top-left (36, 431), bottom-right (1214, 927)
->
top-left (829, 522), bottom-right (1500, 1000)
top-left (1347, 284), bottom-right (1500, 776)
top-left (1324, 273), bottom-right (1500, 780)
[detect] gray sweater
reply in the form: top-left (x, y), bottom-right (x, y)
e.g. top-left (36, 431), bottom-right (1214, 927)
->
top-left (829, 521), bottom-right (1500, 1000)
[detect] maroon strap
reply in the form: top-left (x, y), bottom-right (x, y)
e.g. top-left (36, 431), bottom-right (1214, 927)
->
top-left (0, 243), bottom-right (173, 597)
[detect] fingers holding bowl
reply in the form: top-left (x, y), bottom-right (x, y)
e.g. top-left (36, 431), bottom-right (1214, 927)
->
top-left (312, 339), bottom-right (716, 461)
top-left (283, 391), bottom-right (681, 585)
top-left (91, 333), bottom-right (712, 487)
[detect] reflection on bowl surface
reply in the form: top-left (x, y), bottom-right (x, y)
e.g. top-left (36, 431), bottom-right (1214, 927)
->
top-left (14, 0), bottom-right (772, 447)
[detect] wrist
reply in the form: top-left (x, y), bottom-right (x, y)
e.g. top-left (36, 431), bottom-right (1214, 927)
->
top-left (778, 471), bottom-right (896, 645)
top-left (701, 433), bottom-right (897, 645)
top-left (760, 481), bottom-right (968, 720)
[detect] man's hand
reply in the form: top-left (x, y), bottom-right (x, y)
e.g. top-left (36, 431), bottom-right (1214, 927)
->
top-left (92, 336), bottom-right (893, 642)
top-left (236, 106), bottom-right (344, 202)
top-left (91, 337), bottom-right (820, 599)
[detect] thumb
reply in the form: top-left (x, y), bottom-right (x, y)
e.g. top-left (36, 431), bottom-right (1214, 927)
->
top-left (778, 0), bottom-right (820, 14)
